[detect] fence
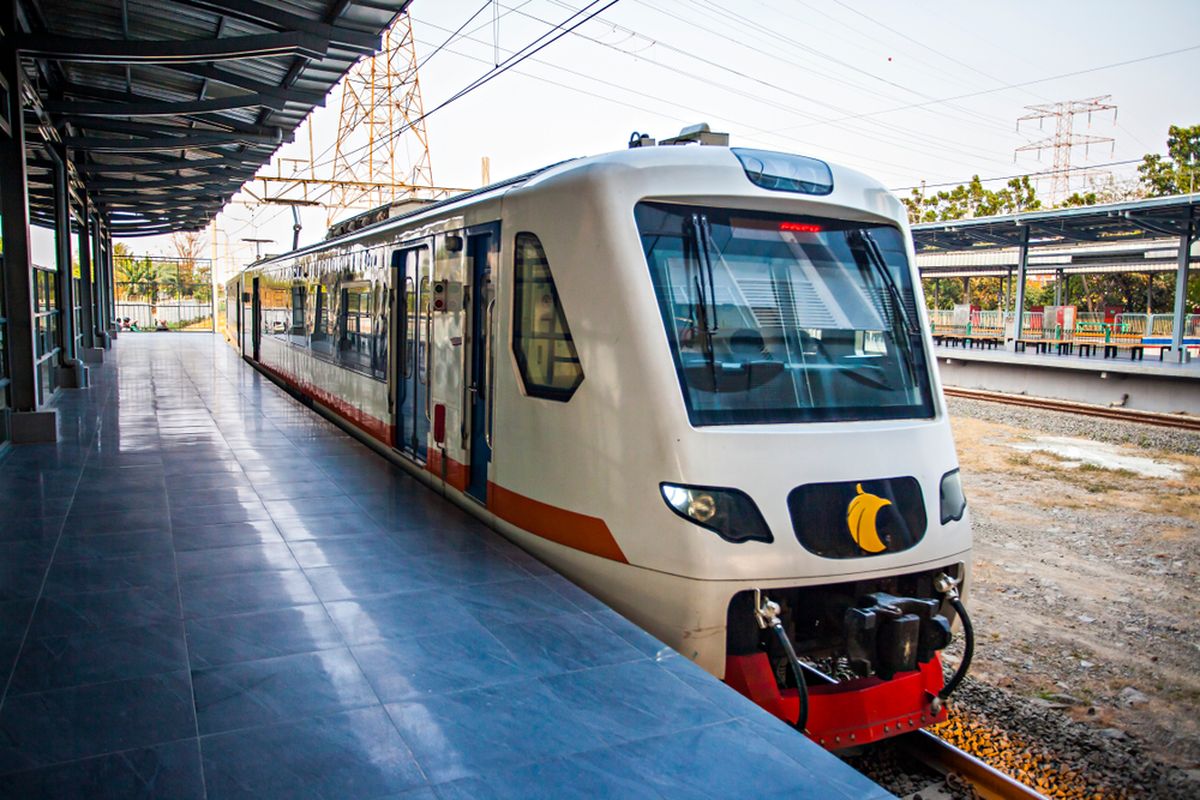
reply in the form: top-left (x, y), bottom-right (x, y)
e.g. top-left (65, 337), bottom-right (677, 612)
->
top-left (930, 307), bottom-right (1200, 345)
top-left (115, 301), bottom-right (213, 329)
top-left (114, 253), bottom-right (215, 332)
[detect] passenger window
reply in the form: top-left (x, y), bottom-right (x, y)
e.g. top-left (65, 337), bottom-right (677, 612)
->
top-left (372, 281), bottom-right (388, 380)
top-left (311, 285), bottom-right (333, 355)
top-left (512, 233), bottom-right (583, 401)
top-left (338, 284), bottom-right (374, 373)
top-left (290, 285), bottom-right (307, 345)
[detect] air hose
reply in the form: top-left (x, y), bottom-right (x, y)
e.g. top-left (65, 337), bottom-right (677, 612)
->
top-left (755, 593), bottom-right (809, 733)
top-left (934, 573), bottom-right (974, 700)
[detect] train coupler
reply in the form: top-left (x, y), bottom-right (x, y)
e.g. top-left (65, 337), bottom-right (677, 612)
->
top-left (725, 651), bottom-right (949, 749)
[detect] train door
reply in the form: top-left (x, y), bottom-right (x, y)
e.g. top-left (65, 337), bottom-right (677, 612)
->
top-left (251, 277), bottom-right (261, 361)
top-left (465, 226), bottom-right (498, 503)
top-left (235, 278), bottom-right (243, 351)
top-left (393, 244), bottom-right (431, 461)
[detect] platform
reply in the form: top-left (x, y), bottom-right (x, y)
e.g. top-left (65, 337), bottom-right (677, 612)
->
top-left (0, 334), bottom-right (888, 799)
top-left (934, 345), bottom-right (1200, 415)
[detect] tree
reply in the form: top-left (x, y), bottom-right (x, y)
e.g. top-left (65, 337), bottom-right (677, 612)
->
top-left (902, 175), bottom-right (1041, 225)
top-left (1137, 124), bottom-right (1200, 197)
top-left (115, 253), bottom-right (158, 301)
top-left (170, 230), bottom-right (206, 297)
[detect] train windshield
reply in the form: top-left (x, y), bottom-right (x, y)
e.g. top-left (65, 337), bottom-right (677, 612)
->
top-left (635, 202), bottom-right (934, 425)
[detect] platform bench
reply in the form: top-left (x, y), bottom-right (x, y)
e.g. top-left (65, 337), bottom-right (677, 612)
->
top-left (1103, 342), bottom-right (1145, 360)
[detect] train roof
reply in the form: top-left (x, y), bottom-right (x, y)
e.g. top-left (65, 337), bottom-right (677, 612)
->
top-left (248, 143), bottom-right (897, 270)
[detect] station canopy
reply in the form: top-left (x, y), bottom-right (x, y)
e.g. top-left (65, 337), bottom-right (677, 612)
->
top-left (12, 0), bottom-right (412, 237)
top-left (912, 194), bottom-right (1200, 252)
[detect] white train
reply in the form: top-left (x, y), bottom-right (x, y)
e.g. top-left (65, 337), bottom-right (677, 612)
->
top-left (226, 132), bottom-right (973, 748)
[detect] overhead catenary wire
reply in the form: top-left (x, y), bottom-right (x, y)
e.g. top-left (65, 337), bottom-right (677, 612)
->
top-left (540, 0), bottom-right (1017, 162)
top-left (686, 0), bottom-right (1015, 133)
top-left (411, 19), bottom-right (986, 181)
top-left (301, 0), bottom-right (624, 177)
top-left (889, 158), bottom-right (1145, 192)
top-left (770, 43), bottom-right (1200, 134)
top-left (414, 0), bottom-right (494, 74)
top-left (499, 2), bottom-right (1018, 172)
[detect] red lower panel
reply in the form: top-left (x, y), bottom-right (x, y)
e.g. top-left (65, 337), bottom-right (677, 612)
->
top-left (251, 357), bottom-right (627, 563)
top-left (725, 653), bottom-right (947, 749)
top-left (256, 360), bottom-right (394, 445)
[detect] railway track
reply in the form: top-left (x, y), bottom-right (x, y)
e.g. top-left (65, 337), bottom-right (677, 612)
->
top-left (898, 730), bottom-right (1048, 800)
top-left (943, 386), bottom-right (1200, 431)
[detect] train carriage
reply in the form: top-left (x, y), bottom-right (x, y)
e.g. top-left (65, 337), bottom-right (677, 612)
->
top-left (225, 136), bottom-right (974, 748)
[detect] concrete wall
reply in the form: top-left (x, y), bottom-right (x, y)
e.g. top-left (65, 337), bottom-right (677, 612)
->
top-left (935, 354), bottom-right (1200, 416)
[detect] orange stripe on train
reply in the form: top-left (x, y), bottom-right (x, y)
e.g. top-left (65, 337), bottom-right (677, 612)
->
top-left (255, 359), bottom-right (626, 564)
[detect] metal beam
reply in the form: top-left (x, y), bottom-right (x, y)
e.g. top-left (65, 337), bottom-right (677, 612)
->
top-left (64, 132), bottom-right (279, 152)
top-left (0, 18), bottom-right (38, 413)
top-left (60, 116), bottom-right (284, 145)
top-left (46, 91), bottom-right (285, 117)
top-left (174, 0), bottom-right (381, 54)
top-left (49, 142), bottom-right (83, 382)
top-left (76, 195), bottom-right (95, 349)
top-left (80, 155), bottom-right (261, 174)
top-left (85, 171), bottom-right (244, 190)
top-left (1010, 226), bottom-right (1030, 349)
top-left (156, 63), bottom-right (326, 106)
top-left (1170, 216), bottom-right (1194, 362)
top-left (15, 31), bottom-right (328, 64)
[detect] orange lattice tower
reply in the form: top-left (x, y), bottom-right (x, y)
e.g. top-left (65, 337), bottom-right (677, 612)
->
top-left (325, 13), bottom-right (436, 226)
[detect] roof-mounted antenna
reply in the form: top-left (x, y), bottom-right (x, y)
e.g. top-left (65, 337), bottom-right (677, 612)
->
top-left (660, 123), bottom-right (729, 147)
top-left (629, 131), bottom-right (655, 149)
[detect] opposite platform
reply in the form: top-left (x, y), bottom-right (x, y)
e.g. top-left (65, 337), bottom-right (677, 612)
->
top-left (934, 345), bottom-right (1200, 415)
top-left (0, 333), bottom-right (888, 800)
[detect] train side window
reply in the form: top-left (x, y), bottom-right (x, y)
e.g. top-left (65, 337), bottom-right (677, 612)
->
top-left (338, 284), bottom-right (374, 373)
top-left (290, 284), bottom-right (307, 345)
top-left (372, 281), bottom-right (388, 380)
top-left (512, 232), bottom-right (583, 401)
top-left (311, 284), bottom-right (333, 356)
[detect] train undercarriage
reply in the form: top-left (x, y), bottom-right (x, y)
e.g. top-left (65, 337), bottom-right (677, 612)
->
top-left (724, 564), bottom-right (971, 749)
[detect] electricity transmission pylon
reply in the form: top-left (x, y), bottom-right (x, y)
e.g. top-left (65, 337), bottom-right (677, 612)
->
top-left (248, 13), bottom-right (465, 229)
top-left (1015, 95), bottom-right (1117, 204)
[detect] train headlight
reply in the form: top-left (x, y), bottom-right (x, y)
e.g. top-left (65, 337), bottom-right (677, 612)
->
top-left (660, 483), bottom-right (773, 544)
top-left (939, 469), bottom-right (967, 525)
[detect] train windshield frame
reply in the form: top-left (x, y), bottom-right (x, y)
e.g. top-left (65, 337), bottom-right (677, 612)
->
top-left (635, 201), bottom-right (935, 426)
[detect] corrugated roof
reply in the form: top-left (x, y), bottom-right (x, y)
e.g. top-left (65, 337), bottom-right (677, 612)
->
top-left (14, 0), bottom-right (412, 235)
top-left (911, 193), bottom-right (1200, 253)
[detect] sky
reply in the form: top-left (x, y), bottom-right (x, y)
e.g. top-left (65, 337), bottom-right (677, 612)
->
top-left (42, 0), bottom-right (1198, 278)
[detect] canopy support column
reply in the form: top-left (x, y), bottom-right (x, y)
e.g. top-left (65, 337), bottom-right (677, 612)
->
top-left (1009, 227), bottom-right (1030, 349)
top-left (50, 142), bottom-right (86, 388)
top-left (0, 5), bottom-right (55, 440)
top-left (1170, 217), bottom-right (1195, 362)
top-left (76, 197), bottom-right (103, 363)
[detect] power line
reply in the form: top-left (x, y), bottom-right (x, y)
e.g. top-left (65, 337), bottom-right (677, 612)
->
top-left (414, 0), bottom-right (493, 73)
top-left (889, 158), bottom-right (1143, 192)
top-left (413, 16), bottom-right (992, 180)
top-left (305, 0), bottom-right (623, 175)
top-left (772, 43), bottom-right (1200, 134)
top-left (654, 0), bottom-right (1016, 138)
top-left (509, 2), bottom-right (1015, 170)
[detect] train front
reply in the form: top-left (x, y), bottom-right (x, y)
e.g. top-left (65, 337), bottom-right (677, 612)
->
top-left (585, 145), bottom-right (973, 749)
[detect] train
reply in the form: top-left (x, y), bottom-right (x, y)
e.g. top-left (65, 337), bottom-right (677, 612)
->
top-left (224, 130), bottom-right (974, 749)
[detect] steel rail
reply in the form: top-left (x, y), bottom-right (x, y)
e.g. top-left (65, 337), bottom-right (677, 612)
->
top-left (944, 386), bottom-right (1200, 431)
top-left (899, 730), bottom-right (1048, 800)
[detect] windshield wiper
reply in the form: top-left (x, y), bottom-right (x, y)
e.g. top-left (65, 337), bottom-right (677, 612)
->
top-left (850, 230), bottom-right (921, 383)
top-left (684, 213), bottom-right (721, 371)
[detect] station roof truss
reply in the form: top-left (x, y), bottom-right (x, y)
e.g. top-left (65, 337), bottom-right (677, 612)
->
top-left (10, 0), bottom-right (412, 236)
top-left (911, 193), bottom-right (1200, 254)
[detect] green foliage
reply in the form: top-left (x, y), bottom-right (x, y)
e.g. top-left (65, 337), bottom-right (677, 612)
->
top-left (115, 255), bottom-right (159, 300)
top-left (1137, 124), bottom-right (1200, 197)
top-left (902, 175), bottom-right (1042, 224)
top-left (1061, 191), bottom-right (1097, 207)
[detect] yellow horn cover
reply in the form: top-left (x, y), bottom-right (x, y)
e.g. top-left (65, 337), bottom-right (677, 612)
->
top-left (846, 483), bottom-right (891, 553)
